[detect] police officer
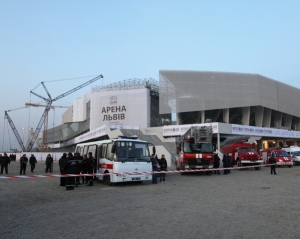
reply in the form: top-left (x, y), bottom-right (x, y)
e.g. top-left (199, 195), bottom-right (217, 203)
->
top-left (75, 153), bottom-right (83, 186)
top-left (159, 154), bottom-right (168, 182)
top-left (59, 153), bottom-right (67, 186)
top-left (45, 154), bottom-right (53, 173)
top-left (0, 153), bottom-right (10, 174)
top-left (269, 153), bottom-right (277, 175)
top-left (29, 154), bottom-right (37, 173)
top-left (86, 152), bottom-right (94, 186)
top-left (222, 153), bottom-right (230, 175)
top-left (63, 152), bottom-right (78, 190)
top-left (82, 154), bottom-right (87, 184)
top-left (213, 153), bottom-right (221, 175)
top-left (20, 154), bottom-right (28, 175)
top-left (150, 154), bottom-right (158, 184)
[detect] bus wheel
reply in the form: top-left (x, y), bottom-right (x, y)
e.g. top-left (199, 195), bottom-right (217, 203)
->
top-left (105, 175), bottom-right (114, 186)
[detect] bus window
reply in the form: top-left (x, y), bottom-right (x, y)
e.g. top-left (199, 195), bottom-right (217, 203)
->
top-left (101, 144), bottom-right (107, 158)
top-left (106, 143), bottom-right (115, 161)
top-left (83, 146), bottom-right (88, 155)
top-left (88, 145), bottom-right (97, 156)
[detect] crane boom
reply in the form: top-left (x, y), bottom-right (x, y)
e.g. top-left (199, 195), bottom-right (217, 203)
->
top-left (27, 74), bottom-right (103, 151)
top-left (30, 91), bottom-right (49, 102)
top-left (41, 82), bottom-right (52, 101)
top-left (4, 111), bottom-right (25, 151)
top-left (53, 74), bottom-right (103, 101)
top-left (26, 102), bottom-right (52, 152)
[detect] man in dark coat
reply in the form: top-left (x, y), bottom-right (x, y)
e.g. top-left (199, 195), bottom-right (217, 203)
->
top-left (59, 153), bottom-right (67, 186)
top-left (45, 154), bottom-right (53, 173)
top-left (86, 152), bottom-right (95, 186)
top-left (269, 153), bottom-right (277, 175)
top-left (63, 152), bottom-right (78, 190)
top-left (29, 154), bottom-right (37, 173)
top-left (159, 154), bottom-right (168, 182)
top-left (213, 153), bottom-right (220, 175)
top-left (81, 154), bottom-right (87, 184)
top-left (0, 153), bottom-right (10, 174)
top-left (75, 153), bottom-right (83, 186)
top-left (222, 153), bottom-right (230, 175)
top-left (150, 154), bottom-right (158, 184)
top-left (20, 154), bottom-right (28, 175)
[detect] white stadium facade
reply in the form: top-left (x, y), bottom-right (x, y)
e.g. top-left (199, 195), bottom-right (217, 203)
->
top-left (43, 71), bottom-right (300, 164)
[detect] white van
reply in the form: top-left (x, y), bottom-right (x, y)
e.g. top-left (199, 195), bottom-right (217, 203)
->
top-left (282, 146), bottom-right (300, 166)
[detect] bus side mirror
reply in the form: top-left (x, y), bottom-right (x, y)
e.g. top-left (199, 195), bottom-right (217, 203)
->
top-left (111, 144), bottom-right (116, 153)
top-left (152, 146), bottom-right (156, 155)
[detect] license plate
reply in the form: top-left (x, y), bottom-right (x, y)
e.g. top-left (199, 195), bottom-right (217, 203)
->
top-left (195, 166), bottom-right (203, 168)
top-left (132, 177), bottom-right (141, 181)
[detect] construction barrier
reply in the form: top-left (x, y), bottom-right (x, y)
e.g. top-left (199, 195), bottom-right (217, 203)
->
top-left (0, 163), bottom-right (280, 179)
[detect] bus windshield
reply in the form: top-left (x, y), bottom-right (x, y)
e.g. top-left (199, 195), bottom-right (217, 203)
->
top-left (114, 141), bottom-right (151, 162)
top-left (292, 151), bottom-right (300, 156)
top-left (183, 142), bottom-right (213, 153)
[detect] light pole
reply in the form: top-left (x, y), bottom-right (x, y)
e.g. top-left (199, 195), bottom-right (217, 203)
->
top-left (22, 127), bottom-right (25, 152)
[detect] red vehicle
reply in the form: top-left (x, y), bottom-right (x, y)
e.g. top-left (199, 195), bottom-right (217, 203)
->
top-left (260, 148), bottom-right (293, 167)
top-left (175, 126), bottom-right (214, 175)
top-left (222, 141), bottom-right (263, 170)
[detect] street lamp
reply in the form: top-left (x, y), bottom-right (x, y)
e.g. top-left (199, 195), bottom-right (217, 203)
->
top-left (22, 127), bottom-right (25, 151)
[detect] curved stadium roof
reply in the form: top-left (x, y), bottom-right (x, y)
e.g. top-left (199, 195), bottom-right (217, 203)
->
top-left (159, 70), bottom-right (300, 118)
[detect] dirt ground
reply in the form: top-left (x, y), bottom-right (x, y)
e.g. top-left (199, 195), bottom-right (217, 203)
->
top-left (0, 160), bottom-right (300, 239)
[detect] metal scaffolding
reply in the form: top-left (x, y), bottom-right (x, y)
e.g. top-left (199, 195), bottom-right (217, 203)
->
top-left (92, 78), bottom-right (159, 97)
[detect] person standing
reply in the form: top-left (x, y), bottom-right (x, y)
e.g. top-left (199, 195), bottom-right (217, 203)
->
top-left (269, 153), bottom-right (277, 175)
top-left (150, 154), bottom-right (158, 184)
top-left (20, 154), bottom-right (28, 175)
top-left (63, 152), bottom-right (78, 190)
top-left (214, 153), bottom-right (221, 175)
top-left (222, 153), bottom-right (230, 175)
top-left (45, 154), bottom-right (53, 173)
top-left (81, 154), bottom-right (88, 184)
top-left (0, 153), bottom-right (10, 174)
top-left (159, 154), bottom-right (168, 182)
top-left (75, 153), bottom-right (83, 186)
top-left (86, 152), bottom-right (94, 186)
top-left (29, 154), bottom-right (37, 173)
top-left (59, 153), bottom-right (67, 186)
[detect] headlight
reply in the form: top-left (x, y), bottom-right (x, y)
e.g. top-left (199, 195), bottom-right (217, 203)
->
top-left (279, 159), bottom-right (282, 162)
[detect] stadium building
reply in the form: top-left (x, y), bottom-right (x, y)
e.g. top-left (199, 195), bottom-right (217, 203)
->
top-left (44, 71), bottom-right (300, 163)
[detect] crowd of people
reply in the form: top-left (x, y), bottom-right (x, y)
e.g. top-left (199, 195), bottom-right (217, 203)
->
top-left (150, 154), bottom-right (168, 184)
top-left (58, 152), bottom-right (96, 190)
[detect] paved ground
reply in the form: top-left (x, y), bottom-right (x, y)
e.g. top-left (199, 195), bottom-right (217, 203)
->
top-left (0, 161), bottom-right (299, 239)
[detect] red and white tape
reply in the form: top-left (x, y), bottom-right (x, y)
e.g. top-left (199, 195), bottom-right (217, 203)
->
top-left (0, 163), bottom-right (280, 179)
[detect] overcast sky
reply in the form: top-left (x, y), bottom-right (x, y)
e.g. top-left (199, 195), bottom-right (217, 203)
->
top-left (1, 0), bottom-right (300, 152)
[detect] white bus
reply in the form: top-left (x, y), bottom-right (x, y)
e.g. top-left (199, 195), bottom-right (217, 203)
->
top-left (282, 146), bottom-right (300, 166)
top-left (75, 136), bottom-right (155, 185)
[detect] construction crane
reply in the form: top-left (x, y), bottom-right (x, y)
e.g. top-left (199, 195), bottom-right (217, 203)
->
top-left (4, 107), bottom-right (27, 152)
top-left (26, 74), bottom-right (103, 152)
top-left (25, 103), bottom-right (70, 151)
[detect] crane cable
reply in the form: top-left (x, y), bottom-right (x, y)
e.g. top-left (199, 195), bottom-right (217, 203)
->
top-left (27, 93), bottom-right (32, 149)
top-left (1, 119), bottom-right (5, 152)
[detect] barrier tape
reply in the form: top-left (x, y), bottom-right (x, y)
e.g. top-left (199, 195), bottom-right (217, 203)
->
top-left (0, 163), bottom-right (283, 179)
